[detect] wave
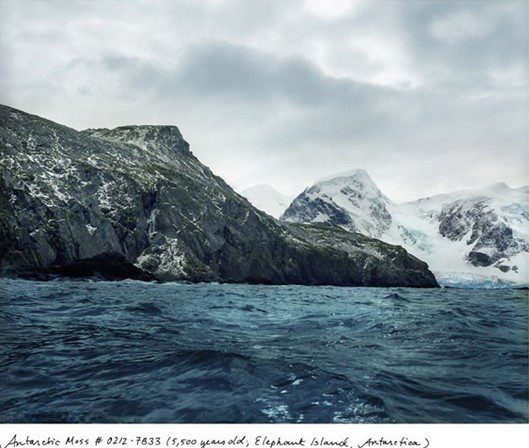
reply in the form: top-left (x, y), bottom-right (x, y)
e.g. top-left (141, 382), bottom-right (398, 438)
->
top-left (0, 279), bottom-right (526, 423)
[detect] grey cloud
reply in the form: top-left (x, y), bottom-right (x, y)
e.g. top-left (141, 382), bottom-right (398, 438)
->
top-left (0, 0), bottom-right (526, 201)
top-left (172, 42), bottom-right (386, 107)
top-left (398, 1), bottom-right (527, 87)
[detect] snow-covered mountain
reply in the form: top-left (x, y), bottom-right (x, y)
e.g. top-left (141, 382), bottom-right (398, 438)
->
top-left (241, 184), bottom-right (291, 219)
top-left (282, 170), bottom-right (529, 287)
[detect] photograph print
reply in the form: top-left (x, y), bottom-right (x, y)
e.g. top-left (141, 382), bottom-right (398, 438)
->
top-left (0, 0), bottom-right (527, 424)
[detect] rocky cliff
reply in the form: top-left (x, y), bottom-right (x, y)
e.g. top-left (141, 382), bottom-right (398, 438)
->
top-left (0, 105), bottom-right (438, 287)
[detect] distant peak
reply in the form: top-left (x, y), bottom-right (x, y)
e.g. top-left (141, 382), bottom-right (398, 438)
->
top-left (243, 184), bottom-right (282, 194)
top-left (482, 181), bottom-right (511, 193)
top-left (308, 168), bottom-right (392, 204)
top-left (240, 184), bottom-right (291, 219)
top-left (488, 181), bottom-right (509, 188)
top-left (316, 168), bottom-right (374, 184)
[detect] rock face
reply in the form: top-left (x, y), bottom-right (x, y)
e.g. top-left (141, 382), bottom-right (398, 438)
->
top-left (282, 171), bottom-right (529, 286)
top-left (0, 104), bottom-right (438, 287)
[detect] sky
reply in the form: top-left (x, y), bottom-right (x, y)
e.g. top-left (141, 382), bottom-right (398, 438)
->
top-left (1, 0), bottom-right (527, 202)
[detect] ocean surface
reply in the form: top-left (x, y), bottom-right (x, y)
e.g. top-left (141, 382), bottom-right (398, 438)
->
top-left (0, 278), bottom-right (527, 423)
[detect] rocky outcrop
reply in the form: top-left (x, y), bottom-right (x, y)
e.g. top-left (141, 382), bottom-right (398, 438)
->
top-left (0, 104), bottom-right (438, 287)
top-left (289, 224), bottom-right (439, 287)
top-left (437, 198), bottom-right (527, 270)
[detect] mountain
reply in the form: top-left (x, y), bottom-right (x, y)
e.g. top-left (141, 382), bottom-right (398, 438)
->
top-left (240, 184), bottom-right (291, 219)
top-left (282, 170), bottom-right (529, 286)
top-left (0, 105), bottom-right (438, 287)
top-left (282, 169), bottom-right (393, 238)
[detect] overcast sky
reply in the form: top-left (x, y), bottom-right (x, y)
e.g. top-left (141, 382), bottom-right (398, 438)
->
top-left (1, 0), bottom-right (527, 201)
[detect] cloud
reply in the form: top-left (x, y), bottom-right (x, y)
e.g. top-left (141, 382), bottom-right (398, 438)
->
top-left (0, 0), bottom-right (527, 201)
top-left (430, 11), bottom-right (495, 44)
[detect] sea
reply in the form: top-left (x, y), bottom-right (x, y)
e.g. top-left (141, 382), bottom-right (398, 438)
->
top-left (0, 278), bottom-right (527, 423)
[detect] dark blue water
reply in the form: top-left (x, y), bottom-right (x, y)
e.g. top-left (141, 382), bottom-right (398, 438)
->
top-left (0, 279), bottom-right (527, 423)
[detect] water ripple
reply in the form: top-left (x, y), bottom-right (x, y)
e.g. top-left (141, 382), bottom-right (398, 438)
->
top-left (0, 278), bottom-right (527, 423)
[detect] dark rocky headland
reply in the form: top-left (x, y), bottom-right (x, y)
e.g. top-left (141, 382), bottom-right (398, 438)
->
top-left (0, 104), bottom-right (438, 287)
